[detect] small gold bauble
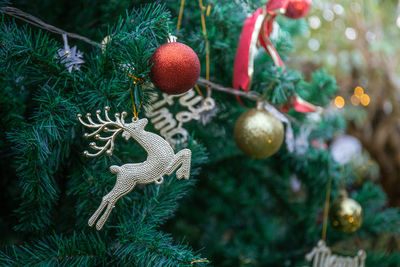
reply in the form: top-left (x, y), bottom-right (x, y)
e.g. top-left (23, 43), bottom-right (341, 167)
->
top-left (234, 108), bottom-right (284, 158)
top-left (329, 191), bottom-right (363, 233)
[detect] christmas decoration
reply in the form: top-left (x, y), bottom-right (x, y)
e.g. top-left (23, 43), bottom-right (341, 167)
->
top-left (330, 135), bottom-right (362, 165)
top-left (232, 1), bottom-right (318, 113)
top-left (101, 34), bottom-right (112, 52)
top-left (146, 89), bottom-right (215, 147)
top-left (263, 102), bottom-right (294, 153)
top-left (329, 190), bottom-right (363, 233)
top-left (234, 108), bottom-right (284, 158)
top-left (232, 0), bottom-right (308, 93)
top-left (4, 2), bottom-right (400, 266)
top-left (292, 112), bottom-right (324, 154)
top-left (150, 42), bottom-right (200, 95)
top-left (285, 0), bottom-right (312, 19)
top-left (57, 34), bottom-right (84, 73)
top-left (233, 6), bottom-right (284, 93)
top-left (198, 98), bottom-right (218, 126)
top-left (146, 0), bottom-right (216, 144)
top-left (281, 95), bottom-right (321, 113)
top-left (294, 125), bottom-right (312, 155)
top-left (77, 107), bottom-right (192, 230)
top-left (306, 240), bottom-right (366, 267)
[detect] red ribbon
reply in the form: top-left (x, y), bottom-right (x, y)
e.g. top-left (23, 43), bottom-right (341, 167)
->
top-left (233, 1), bottom-right (288, 91)
top-left (233, 7), bottom-right (265, 92)
top-left (281, 95), bottom-right (320, 113)
top-left (266, 0), bottom-right (289, 12)
top-left (233, 0), bottom-right (317, 113)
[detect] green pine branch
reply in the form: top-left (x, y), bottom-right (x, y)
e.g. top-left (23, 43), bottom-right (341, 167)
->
top-left (7, 85), bottom-right (77, 232)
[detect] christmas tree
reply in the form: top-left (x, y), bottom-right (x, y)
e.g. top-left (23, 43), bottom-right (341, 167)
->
top-left (1, 0), bottom-right (399, 266)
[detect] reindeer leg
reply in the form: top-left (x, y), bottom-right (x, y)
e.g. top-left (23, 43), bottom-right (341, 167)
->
top-left (95, 182), bottom-right (137, 230)
top-left (166, 149), bottom-right (191, 179)
top-left (95, 202), bottom-right (115, 230)
top-left (88, 198), bottom-right (108, 227)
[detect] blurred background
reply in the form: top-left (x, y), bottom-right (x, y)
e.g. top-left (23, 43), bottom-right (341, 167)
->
top-left (291, 0), bottom-right (400, 207)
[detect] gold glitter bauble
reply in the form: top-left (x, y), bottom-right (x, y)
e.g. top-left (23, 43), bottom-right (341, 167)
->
top-left (329, 191), bottom-right (363, 233)
top-left (234, 108), bottom-right (284, 158)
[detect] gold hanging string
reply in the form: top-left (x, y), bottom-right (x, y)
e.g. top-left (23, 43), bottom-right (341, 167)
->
top-left (176, 0), bottom-right (185, 32)
top-left (321, 175), bottom-right (333, 241)
top-left (194, 84), bottom-right (205, 98)
top-left (206, 4), bottom-right (211, 16)
top-left (129, 88), bottom-right (138, 119)
top-left (129, 88), bottom-right (143, 120)
top-left (199, 0), bottom-right (211, 98)
top-left (126, 73), bottom-right (145, 85)
top-left (126, 73), bottom-right (144, 119)
top-left (322, 166), bottom-right (348, 241)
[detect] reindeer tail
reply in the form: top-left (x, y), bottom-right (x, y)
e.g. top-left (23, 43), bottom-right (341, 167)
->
top-left (110, 165), bottom-right (121, 174)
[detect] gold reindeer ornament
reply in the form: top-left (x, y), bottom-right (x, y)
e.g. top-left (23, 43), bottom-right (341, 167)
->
top-left (77, 107), bottom-right (191, 230)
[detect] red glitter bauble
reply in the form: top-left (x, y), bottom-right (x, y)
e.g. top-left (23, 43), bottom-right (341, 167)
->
top-left (150, 42), bottom-right (200, 95)
top-left (285, 0), bottom-right (312, 19)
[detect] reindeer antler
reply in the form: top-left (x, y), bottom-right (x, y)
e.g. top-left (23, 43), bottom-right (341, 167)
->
top-left (77, 106), bottom-right (128, 158)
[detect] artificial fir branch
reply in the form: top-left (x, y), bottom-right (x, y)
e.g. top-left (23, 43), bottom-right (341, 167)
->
top-left (0, 5), bottom-right (326, 110)
top-left (7, 85), bottom-right (78, 232)
top-left (1, 0), bottom-right (205, 253)
top-left (0, 7), bottom-right (102, 48)
top-left (1, 1), bottom-right (399, 266)
top-left (0, 232), bottom-right (107, 265)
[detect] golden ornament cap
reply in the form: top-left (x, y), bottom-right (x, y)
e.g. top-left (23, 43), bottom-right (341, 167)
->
top-left (234, 108), bottom-right (284, 158)
top-left (329, 190), bottom-right (363, 233)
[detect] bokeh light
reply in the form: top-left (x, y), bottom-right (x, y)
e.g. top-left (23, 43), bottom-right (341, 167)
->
top-left (308, 16), bottom-right (321, 29)
top-left (334, 96), bottom-right (345, 108)
top-left (333, 4), bottom-right (344, 15)
top-left (383, 101), bottom-right (393, 114)
top-left (308, 39), bottom-right (320, 51)
top-left (323, 9), bottom-right (334, 21)
top-left (345, 27), bottom-right (357, 40)
top-left (354, 86), bottom-right (364, 97)
top-left (351, 95), bottom-right (361, 106)
top-left (361, 94), bottom-right (370, 106)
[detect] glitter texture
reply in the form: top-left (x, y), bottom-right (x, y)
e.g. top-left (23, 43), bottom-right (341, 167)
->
top-left (285, 0), bottom-right (312, 19)
top-left (150, 42), bottom-right (200, 95)
top-left (234, 108), bottom-right (284, 159)
top-left (329, 191), bottom-right (363, 233)
top-left (78, 107), bottom-right (192, 230)
top-left (306, 240), bottom-right (366, 267)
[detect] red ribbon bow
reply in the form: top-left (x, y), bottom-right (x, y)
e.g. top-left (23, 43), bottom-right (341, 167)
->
top-left (233, 0), bottom-right (317, 113)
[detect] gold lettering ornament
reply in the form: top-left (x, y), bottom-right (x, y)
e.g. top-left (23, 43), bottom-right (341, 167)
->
top-left (77, 107), bottom-right (192, 230)
top-left (146, 89), bottom-right (215, 146)
top-left (306, 240), bottom-right (366, 267)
